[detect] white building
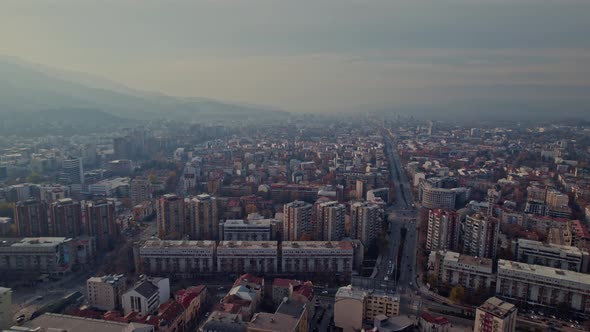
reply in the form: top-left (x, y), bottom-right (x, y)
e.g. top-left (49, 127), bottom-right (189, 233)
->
top-left (515, 238), bottom-right (589, 272)
top-left (0, 237), bottom-right (74, 275)
top-left (334, 285), bottom-right (400, 332)
top-left (428, 251), bottom-right (495, 292)
top-left (138, 240), bottom-right (216, 276)
top-left (122, 277), bottom-right (170, 316)
top-left (217, 241), bottom-right (278, 274)
top-left (87, 274), bottom-right (127, 311)
top-left (282, 241), bottom-right (354, 274)
top-left (474, 297), bottom-right (517, 332)
top-left (496, 260), bottom-right (590, 313)
top-left (63, 157), bottom-right (84, 184)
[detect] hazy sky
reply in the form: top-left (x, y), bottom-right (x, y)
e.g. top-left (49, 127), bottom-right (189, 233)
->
top-left (2, 0), bottom-right (590, 112)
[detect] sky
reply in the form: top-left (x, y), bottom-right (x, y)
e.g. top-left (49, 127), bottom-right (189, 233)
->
top-left (1, 0), bottom-right (590, 112)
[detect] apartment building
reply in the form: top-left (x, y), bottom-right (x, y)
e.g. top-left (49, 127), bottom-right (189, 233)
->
top-left (428, 251), bottom-right (495, 292)
top-left (426, 209), bottom-right (460, 251)
top-left (474, 297), bottom-right (517, 332)
top-left (86, 274), bottom-right (127, 311)
top-left (50, 198), bottom-right (83, 238)
top-left (462, 213), bottom-right (500, 259)
top-left (0, 237), bottom-right (73, 275)
top-left (350, 201), bottom-right (383, 247)
top-left (219, 217), bottom-right (280, 242)
top-left (156, 194), bottom-right (186, 239)
top-left (138, 240), bottom-right (216, 277)
top-left (0, 287), bottom-right (11, 329)
top-left (282, 241), bottom-right (354, 274)
top-left (496, 260), bottom-right (590, 312)
top-left (15, 199), bottom-right (49, 237)
top-left (283, 201), bottom-right (313, 241)
top-left (122, 277), bottom-right (170, 316)
top-left (515, 238), bottom-right (589, 272)
top-left (188, 194), bottom-right (218, 240)
top-left (315, 200), bottom-right (346, 241)
top-left (334, 285), bottom-right (399, 332)
top-left (84, 199), bottom-right (118, 251)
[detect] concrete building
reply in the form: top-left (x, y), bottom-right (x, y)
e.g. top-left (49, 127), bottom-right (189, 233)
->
top-left (315, 200), bottom-right (346, 241)
top-left (15, 199), bottom-right (49, 237)
top-left (334, 285), bottom-right (400, 332)
top-left (188, 194), bottom-right (218, 240)
top-left (87, 274), bottom-right (127, 311)
top-left (283, 201), bottom-right (313, 241)
top-left (419, 179), bottom-right (470, 210)
top-left (85, 199), bottom-right (118, 251)
top-left (217, 241), bottom-right (278, 274)
top-left (428, 251), bottom-right (495, 292)
top-left (426, 209), bottom-right (460, 252)
top-left (350, 201), bottom-right (383, 247)
top-left (418, 313), bottom-right (450, 332)
top-left (282, 241), bottom-right (354, 275)
top-left (0, 237), bottom-right (74, 275)
top-left (63, 157), bottom-right (84, 184)
top-left (496, 260), bottom-right (590, 312)
top-left (474, 297), bottom-right (517, 332)
top-left (462, 213), bottom-right (500, 259)
top-left (515, 238), bottom-right (589, 272)
top-left (0, 287), bottom-right (11, 329)
top-left (367, 188), bottom-right (390, 204)
top-left (247, 299), bottom-right (309, 332)
top-left (122, 277), bottom-right (170, 316)
top-left (156, 194), bottom-right (186, 239)
top-left (138, 240), bottom-right (216, 276)
top-left (15, 313), bottom-right (154, 332)
top-left (219, 217), bottom-right (280, 242)
top-left (50, 198), bottom-right (83, 238)
top-left (130, 178), bottom-right (152, 206)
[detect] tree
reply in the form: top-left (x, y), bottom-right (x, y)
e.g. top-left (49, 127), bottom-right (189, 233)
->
top-left (449, 285), bottom-right (466, 304)
top-left (27, 172), bottom-right (43, 184)
top-left (0, 203), bottom-right (14, 219)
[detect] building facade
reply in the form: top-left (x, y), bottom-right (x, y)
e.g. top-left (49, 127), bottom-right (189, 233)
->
top-left (474, 297), bottom-right (517, 332)
top-left (283, 201), bottom-right (313, 241)
top-left (428, 251), bottom-right (495, 292)
top-left (0, 237), bottom-right (73, 275)
top-left (217, 241), bottom-right (278, 274)
top-left (188, 194), bottom-right (218, 240)
top-left (156, 194), bottom-right (186, 239)
top-left (462, 213), bottom-right (500, 259)
top-left (426, 209), bottom-right (460, 252)
top-left (281, 241), bottom-right (354, 274)
top-left (86, 274), bottom-right (127, 311)
top-left (138, 240), bottom-right (216, 276)
top-left (515, 238), bottom-right (589, 273)
top-left (496, 259), bottom-right (590, 313)
top-left (15, 199), bottom-right (49, 237)
top-left (84, 199), bottom-right (118, 251)
top-left (315, 200), bottom-right (346, 241)
top-left (350, 201), bottom-right (383, 247)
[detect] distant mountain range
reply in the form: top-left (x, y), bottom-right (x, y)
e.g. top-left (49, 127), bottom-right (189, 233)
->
top-left (0, 56), bottom-right (287, 123)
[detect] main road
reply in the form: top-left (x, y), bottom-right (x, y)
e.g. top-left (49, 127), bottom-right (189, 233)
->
top-left (379, 128), bottom-right (419, 295)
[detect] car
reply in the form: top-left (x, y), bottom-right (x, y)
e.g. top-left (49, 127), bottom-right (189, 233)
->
top-left (36, 296), bottom-right (44, 301)
top-left (16, 316), bottom-right (25, 324)
top-left (322, 290), bottom-right (328, 294)
top-left (205, 312), bottom-right (210, 318)
top-left (218, 286), bottom-right (225, 290)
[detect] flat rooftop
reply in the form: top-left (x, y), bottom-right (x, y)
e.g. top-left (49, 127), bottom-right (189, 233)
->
top-left (517, 238), bottom-right (586, 255)
top-left (142, 240), bottom-right (216, 248)
top-left (478, 297), bottom-right (516, 318)
top-left (498, 259), bottom-right (590, 285)
top-left (218, 241), bottom-right (278, 249)
top-left (0, 237), bottom-right (68, 248)
top-left (282, 241), bottom-right (353, 250)
top-left (442, 250), bottom-right (493, 268)
top-left (21, 313), bottom-right (153, 332)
